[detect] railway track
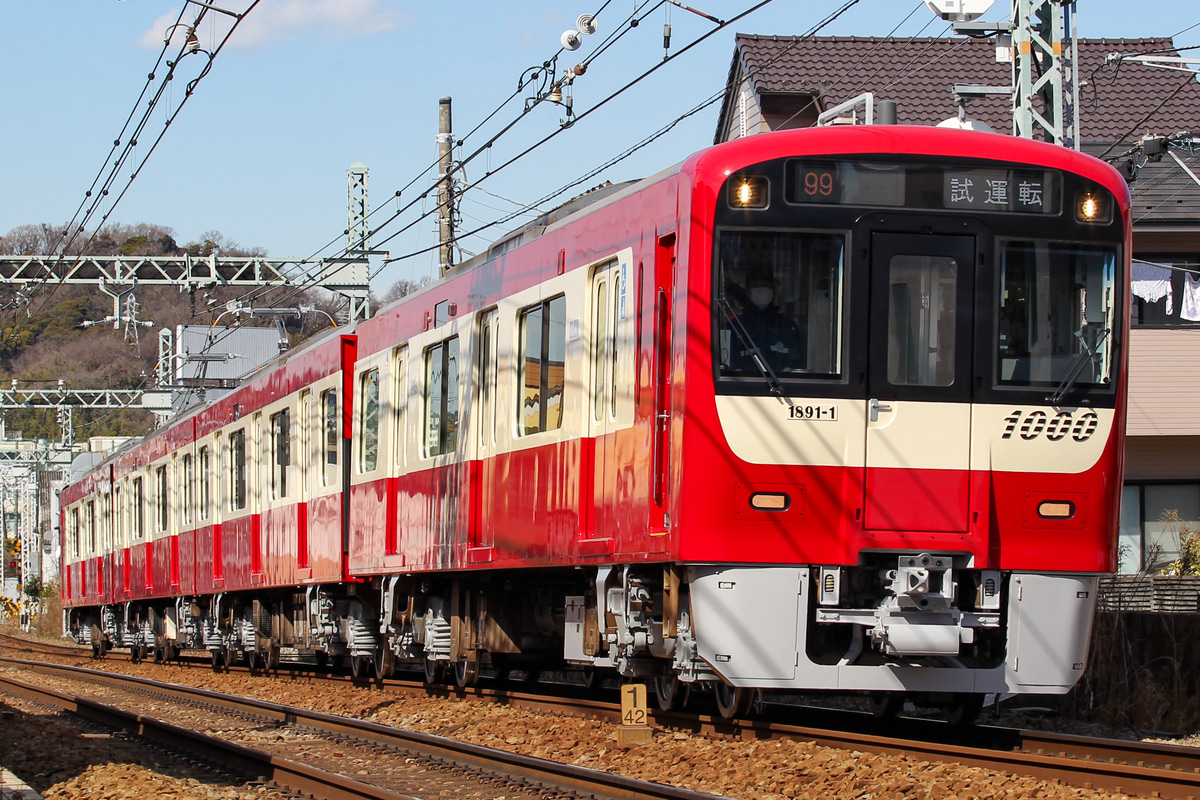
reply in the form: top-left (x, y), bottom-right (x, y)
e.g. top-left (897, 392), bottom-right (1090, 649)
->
top-left (0, 658), bottom-right (730, 800)
top-left (7, 634), bottom-right (1200, 798)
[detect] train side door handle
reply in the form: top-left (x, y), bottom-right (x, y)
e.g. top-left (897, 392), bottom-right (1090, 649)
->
top-left (869, 398), bottom-right (893, 423)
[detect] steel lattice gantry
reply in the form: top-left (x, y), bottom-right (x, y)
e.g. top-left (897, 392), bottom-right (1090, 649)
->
top-left (0, 253), bottom-right (370, 322)
top-left (0, 387), bottom-right (170, 447)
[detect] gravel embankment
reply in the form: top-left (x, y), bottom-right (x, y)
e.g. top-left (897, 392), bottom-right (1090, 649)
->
top-left (0, 631), bottom-right (1154, 800)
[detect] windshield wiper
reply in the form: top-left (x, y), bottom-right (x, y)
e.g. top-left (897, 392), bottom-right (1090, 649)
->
top-left (1048, 327), bottom-right (1110, 406)
top-left (718, 297), bottom-right (794, 408)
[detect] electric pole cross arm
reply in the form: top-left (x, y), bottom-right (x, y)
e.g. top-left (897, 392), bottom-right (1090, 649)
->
top-left (0, 254), bottom-right (371, 321)
top-left (0, 387), bottom-right (170, 411)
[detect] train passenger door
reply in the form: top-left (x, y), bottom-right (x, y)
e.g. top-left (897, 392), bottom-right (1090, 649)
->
top-left (650, 233), bottom-right (676, 535)
top-left (865, 233), bottom-right (974, 532)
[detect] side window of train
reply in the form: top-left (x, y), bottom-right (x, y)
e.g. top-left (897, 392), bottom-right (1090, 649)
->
top-left (182, 453), bottom-right (194, 526)
top-left (519, 295), bottom-right (566, 435)
top-left (591, 264), bottom-right (622, 422)
top-left (199, 446), bottom-right (211, 521)
top-left (87, 499), bottom-right (96, 554)
top-left (103, 492), bottom-right (112, 554)
top-left (271, 408), bottom-right (291, 497)
top-left (425, 337), bottom-right (460, 457)
top-left (71, 507), bottom-right (80, 558)
top-left (359, 369), bottom-right (380, 472)
top-left (114, 485), bottom-right (124, 548)
top-left (230, 429), bottom-right (248, 511)
top-left (478, 310), bottom-right (498, 449)
top-left (392, 349), bottom-right (407, 468)
top-left (155, 465), bottom-right (168, 533)
top-left (298, 390), bottom-right (310, 500)
top-left (132, 477), bottom-right (144, 540)
top-left (322, 389), bottom-right (338, 485)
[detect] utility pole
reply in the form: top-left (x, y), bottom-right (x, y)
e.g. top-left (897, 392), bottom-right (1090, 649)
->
top-left (1011, 0), bottom-right (1077, 148)
top-left (437, 96), bottom-right (456, 277)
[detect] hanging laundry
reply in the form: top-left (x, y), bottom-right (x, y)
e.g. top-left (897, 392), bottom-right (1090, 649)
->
top-left (1132, 262), bottom-right (1173, 315)
top-left (1182, 273), bottom-right (1200, 322)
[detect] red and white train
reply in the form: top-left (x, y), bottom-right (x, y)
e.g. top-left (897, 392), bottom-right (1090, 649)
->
top-left (61, 124), bottom-right (1130, 720)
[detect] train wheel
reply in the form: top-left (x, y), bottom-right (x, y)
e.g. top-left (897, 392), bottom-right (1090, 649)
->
top-left (91, 642), bottom-right (101, 659)
top-left (714, 681), bottom-right (751, 720)
top-left (454, 658), bottom-right (479, 688)
top-left (945, 693), bottom-right (984, 726)
top-left (265, 646), bottom-right (280, 672)
top-left (130, 645), bottom-right (145, 665)
top-left (153, 646), bottom-right (165, 664)
top-left (423, 658), bottom-right (444, 686)
top-left (210, 648), bottom-right (226, 672)
top-left (655, 674), bottom-right (690, 712)
top-left (374, 647), bottom-right (394, 680)
top-left (869, 692), bottom-right (904, 720)
top-left (350, 654), bottom-right (370, 680)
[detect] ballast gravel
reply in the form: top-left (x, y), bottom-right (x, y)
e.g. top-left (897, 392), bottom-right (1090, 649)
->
top-left (0, 633), bottom-right (1153, 800)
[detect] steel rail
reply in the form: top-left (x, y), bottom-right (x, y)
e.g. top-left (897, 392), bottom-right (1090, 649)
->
top-left (9, 645), bottom-right (1200, 798)
top-left (0, 672), bottom-right (419, 800)
top-left (0, 660), bottom-right (731, 800)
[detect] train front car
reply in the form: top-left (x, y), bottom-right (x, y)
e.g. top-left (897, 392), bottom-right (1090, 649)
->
top-left (675, 126), bottom-right (1130, 719)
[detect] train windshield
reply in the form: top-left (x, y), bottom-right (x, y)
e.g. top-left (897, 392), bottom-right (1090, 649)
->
top-left (715, 230), bottom-right (845, 380)
top-left (997, 241), bottom-right (1118, 391)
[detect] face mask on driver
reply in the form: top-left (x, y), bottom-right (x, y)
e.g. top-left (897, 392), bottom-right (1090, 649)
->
top-left (749, 287), bottom-right (773, 309)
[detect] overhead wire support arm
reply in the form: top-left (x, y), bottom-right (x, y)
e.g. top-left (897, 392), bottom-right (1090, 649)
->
top-left (179, 0), bottom-right (243, 18)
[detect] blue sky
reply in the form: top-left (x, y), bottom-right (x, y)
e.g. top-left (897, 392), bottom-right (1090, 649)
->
top-left (1, 0), bottom-right (1196, 294)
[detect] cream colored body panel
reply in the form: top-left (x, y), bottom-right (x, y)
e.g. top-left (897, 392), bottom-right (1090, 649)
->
top-left (714, 395), bottom-right (1114, 475)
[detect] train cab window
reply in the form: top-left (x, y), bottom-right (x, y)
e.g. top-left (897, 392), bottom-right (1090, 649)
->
top-left (716, 231), bottom-right (845, 381)
top-left (271, 408), bottom-right (291, 495)
top-left (132, 477), bottom-right (144, 540)
top-left (155, 465), bottom-right (168, 532)
top-left (886, 254), bottom-right (958, 387)
top-left (996, 242), bottom-right (1118, 389)
top-left (198, 446), bottom-right (210, 520)
top-left (322, 390), bottom-right (338, 485)
top-left (425, 338), bottom-right (460, 456)
top-left (230, 429), bottom-right (247, 511)
top-left (519, 296), bottom-right (566, 435)
top-left (359, 370), bottom-right (380, 472)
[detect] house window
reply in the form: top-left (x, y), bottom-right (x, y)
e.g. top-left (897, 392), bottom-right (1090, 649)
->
top-left (271, 408), bottom-right (291, 497)
top-left (1119, 482), bottom-right (1200, 574)
top-left (230, 429), bottom-right (247, 511)
top-left (425, 337), bottom-right (460, 456)
top-left (519, 296), bottom-right (566, 435)
top-left (359, 370), bottom-right (380, 471)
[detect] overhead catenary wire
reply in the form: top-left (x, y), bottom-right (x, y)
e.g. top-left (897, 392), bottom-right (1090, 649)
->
top-left (8, 1), bottom-right (263, 338)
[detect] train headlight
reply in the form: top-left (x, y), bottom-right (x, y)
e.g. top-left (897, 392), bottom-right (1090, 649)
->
top-left (728, 175), bottom-right (769, 209)
top-left (1074, 191), bottom-right (1111, 224)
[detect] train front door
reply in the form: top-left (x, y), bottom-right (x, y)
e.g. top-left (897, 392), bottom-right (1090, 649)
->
top-left (864, 233), bottom-right (975, 533)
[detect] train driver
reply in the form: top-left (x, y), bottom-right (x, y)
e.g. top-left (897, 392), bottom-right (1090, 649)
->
top-left (731, 268), bottom-right (804, 374)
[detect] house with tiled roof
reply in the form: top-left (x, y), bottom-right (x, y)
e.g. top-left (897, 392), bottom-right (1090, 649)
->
top-left (716, 34), bottom-right (1200, 573)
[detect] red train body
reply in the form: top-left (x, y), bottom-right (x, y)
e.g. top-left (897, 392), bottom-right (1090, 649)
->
top-left (62, 126), bottom-right (1131, 718)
